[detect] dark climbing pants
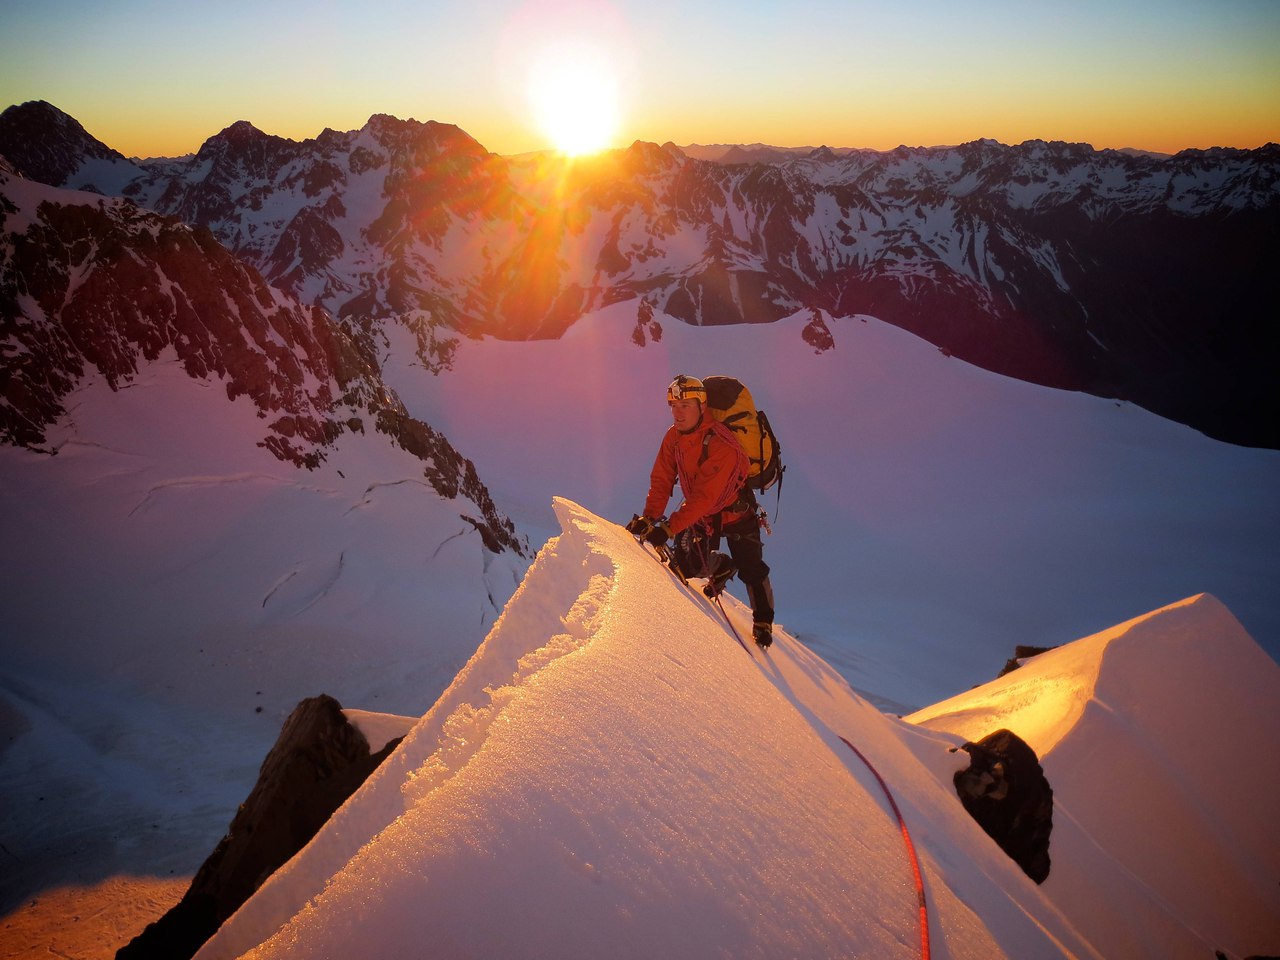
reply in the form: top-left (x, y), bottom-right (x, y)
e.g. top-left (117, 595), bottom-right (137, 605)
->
top-left (672, 512), bottom-right (774, 626)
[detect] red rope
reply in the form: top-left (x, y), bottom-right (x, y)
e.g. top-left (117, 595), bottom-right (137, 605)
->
top-left (644, 531), bottom-right (927, 954)
top-left (838, 736), bottom-right (931, 960)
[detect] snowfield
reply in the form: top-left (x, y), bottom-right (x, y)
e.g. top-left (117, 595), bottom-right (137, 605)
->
top-left (1, 306), bottom-right (1277, 958)
top-left (193, 501), bottom-right (1278, 960)
top-left (379, 306), bottom-right (1280, 711)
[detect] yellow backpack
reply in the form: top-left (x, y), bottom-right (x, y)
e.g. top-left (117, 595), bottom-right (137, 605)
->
top-left (702, 376), bottom-right (784, 492)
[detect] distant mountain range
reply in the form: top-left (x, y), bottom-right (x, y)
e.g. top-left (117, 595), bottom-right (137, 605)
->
top-left (678, 143), bottom-right (1175, 164)
top-left (2, 100), bottom-right (1277, 447)
top-left (0, 141), bottom-right (522, 555)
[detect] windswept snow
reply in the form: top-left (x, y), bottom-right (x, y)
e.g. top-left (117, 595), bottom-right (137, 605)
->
top-left (195, 502), bottom-right (1279, 960)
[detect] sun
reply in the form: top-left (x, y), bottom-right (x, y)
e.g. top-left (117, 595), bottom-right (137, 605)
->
top-left (527, 45), bottom-right (621, 156)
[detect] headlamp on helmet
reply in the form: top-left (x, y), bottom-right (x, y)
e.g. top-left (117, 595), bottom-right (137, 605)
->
top-left (667, 374), bottom-right (707, 406)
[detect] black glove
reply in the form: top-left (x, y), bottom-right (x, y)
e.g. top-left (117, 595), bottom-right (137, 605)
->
top-left (644, 521), bottom-right (670, 547)
top-left (629, 514), bottom-right (660, 537)
top-left (627, 515), bottom-right (669, 547)
top-left (627, 515), bottom-right (657, 537)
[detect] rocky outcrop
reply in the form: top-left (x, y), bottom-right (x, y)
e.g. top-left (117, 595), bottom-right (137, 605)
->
top-left (997, 644), bottom-right (1058, 678)
top-left (116, 695), bottom-right (402, 960)
top-left (953, 728), bottom-right (1054, 884)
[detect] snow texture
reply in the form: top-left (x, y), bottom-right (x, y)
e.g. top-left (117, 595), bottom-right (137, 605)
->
top-left (1, 301), bottom-right (1278, 958)
top-left (195, 501), bottom-right (1279, 960)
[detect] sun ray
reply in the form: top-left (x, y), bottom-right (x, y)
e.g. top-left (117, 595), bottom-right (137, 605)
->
top-left (527, 42), bottom-right (620, 156)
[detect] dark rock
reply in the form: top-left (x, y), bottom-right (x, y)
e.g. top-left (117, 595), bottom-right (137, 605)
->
top-left (802, 309), bottom-right (835, 353)
top-left (0, 100), bottom-right (131, 188)
top-left (0, 171), bottom-right (527, 556)
top-left (997, 644), bottom-right (1058, 678)
top-left (953, 728), bottom-right (1053, 883)
top-left (115, 695), bottom-right (403, 960)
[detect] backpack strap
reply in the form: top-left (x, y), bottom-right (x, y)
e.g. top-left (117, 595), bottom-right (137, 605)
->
top-left (696, 421), bottom-right (751, 515)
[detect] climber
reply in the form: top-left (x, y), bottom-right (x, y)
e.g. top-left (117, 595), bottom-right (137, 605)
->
top-left (626, 375), bottom-right (775, 647)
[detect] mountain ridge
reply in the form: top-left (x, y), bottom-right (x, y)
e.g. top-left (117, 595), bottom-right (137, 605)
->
top-left (190, 500), bottom-right (1280, 960)
top-left (0, 158), bottom-right (523, 555)
top-left (3, 100), bottom-right (1276, 447)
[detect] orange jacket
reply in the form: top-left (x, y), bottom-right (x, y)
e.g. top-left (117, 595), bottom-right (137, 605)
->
top-left (644, 411), bottom-right (749, 535)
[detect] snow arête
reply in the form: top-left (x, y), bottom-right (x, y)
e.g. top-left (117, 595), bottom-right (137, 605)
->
top-left (632, 526), bottom-right (761, 653)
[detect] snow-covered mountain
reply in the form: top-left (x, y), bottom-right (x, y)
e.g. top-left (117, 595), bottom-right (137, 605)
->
top-left (177, 503), bottom-right (1280, 959)
top-left (0, 157), bottom-right (521, 553)
top-left (3, 100), bottom-right (1277, 447)
top-left (3, 297), bottom-right (1277, 957)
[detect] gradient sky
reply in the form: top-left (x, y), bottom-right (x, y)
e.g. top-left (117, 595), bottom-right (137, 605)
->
top-left (2, 0), bottom-right (1278, 158)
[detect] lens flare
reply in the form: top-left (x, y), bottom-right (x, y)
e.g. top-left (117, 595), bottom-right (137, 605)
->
top-left (527, 43), bottom-right (620, 155)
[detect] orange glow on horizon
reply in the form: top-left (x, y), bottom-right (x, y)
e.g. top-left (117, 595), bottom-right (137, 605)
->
top-left (82, 106), bottom-right (1280, 163)
top-left (3, 0), bottom-right (1275, 160)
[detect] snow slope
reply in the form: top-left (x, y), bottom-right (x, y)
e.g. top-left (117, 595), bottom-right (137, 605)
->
top-left (0, 351), bottom-right (525, 910)
top-left (195, 501), bottom-right (1280, 960)
top-left (910, 595), bottom-right (1280, 959)
top-left (1, 302), bottom-right (1277, 957)
top-left (379, 305), bottom-right (1280, 710)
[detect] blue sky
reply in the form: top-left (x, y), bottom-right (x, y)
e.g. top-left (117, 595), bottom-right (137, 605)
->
top-left (2, 0), bottom-right (1277, 156)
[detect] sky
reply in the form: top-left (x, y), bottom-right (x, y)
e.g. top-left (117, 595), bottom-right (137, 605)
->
top-left (2, 0), bottom-right (1278, 158)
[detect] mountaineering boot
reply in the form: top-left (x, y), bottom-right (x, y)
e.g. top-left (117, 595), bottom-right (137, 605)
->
top-left (702, 552), bottom-right (737, 598)
top-left (745, 578), bottom-right (775, 647)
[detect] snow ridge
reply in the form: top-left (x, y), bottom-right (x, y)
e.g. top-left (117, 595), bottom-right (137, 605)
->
top-left (191, 499), bottom-right (1280, 960)
top-left (195, 500), bottom-right (620, 959)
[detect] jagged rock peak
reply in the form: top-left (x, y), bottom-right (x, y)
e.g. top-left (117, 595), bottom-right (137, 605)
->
top-left (0, 99), bottom-right (126, 187)
top-left (192, 121), bottom-right (301, 178)
top-left (314, 126), bottom-right (348, 147)
top-left (222, 118), bottom-right (264, 136)
top-left (955, 137), bottom-right (1007, 154)
top-left (1172, 143), bottom-right (1280, 162)
top-left (1, 99), bottom-right (79, 132)
top-left (360, 113), bottom-right (487, 157)
top-left (1013, 139), bottom-right (1104, 159)
top-left (363, 112), bottom-right (420, 140)
top-left (192, 120), bottom-right (297, 166)
top-left (624, 139), bottom-right (683, 173)
top-left (199, 119), bottom-right (273, 149)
